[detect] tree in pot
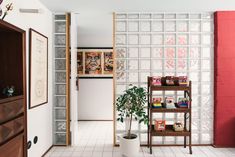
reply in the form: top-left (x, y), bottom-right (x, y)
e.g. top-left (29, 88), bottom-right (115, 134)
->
top-left (116, 85), bottom-right (148, 156)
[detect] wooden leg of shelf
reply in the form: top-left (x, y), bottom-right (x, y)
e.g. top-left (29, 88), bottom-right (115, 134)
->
top-left (189, 135), bottom-right (192, 154)
top-left (147, 126), bottom-right (149, 148)
top-left (150, 133), bottom-right (152, 154)
top-left (184, 136), bottom-right (186, 148)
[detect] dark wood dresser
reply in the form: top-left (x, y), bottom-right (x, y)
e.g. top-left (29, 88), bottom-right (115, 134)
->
top-left (0, 20), bottom-right (27, 157)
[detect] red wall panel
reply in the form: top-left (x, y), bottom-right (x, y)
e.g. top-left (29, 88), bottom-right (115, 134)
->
top-left (214, 11), bottom-right (235, 147)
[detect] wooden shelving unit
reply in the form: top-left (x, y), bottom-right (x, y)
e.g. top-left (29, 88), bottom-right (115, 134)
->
top-left (147, 77), bottom-right (192, 154)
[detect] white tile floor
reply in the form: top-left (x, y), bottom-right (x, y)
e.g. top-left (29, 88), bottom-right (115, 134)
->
top-left (45, 121), bottom-right (235, 157)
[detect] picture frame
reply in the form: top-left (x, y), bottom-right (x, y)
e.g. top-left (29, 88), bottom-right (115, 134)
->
top-left (29, 28), bottom-right (48, 109)
top-left (154, 120), bottom-right (166, 131)
top-left (77, 48), bottom-right (113, 77)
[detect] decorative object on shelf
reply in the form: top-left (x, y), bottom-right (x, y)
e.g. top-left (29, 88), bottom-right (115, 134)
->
top-left (116, 85), bottom-right (148, 157)
top-left (165, 97), bottom-right (176, 109)
top-left (165, 76), bottom-right (175, 86)
top-left (178, 97), bottom-right (189, 108)
top-left (2, 86), bottom-right (15, 97)
top-left (77, 48), bottom-right (113, 77)
top-left (1, 3), bottom-right (13, 20)
top-left (152, 98), bottom-right (162, 108)
top-left (154, 120), bottom-right (166, 131)
top-left (179, 76), bottom-right (188, 86)
top-left (173, 122), bottom-right (184, 132)
top-left (151, 76), bottom-right (161, 86)
top-left (29, 28), bottom-right (48, 109)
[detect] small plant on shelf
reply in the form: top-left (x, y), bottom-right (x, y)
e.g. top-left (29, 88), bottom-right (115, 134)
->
top-left (116, 85), bottom-right (148, 156)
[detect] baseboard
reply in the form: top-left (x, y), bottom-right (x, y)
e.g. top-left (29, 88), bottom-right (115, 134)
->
top-left (212, 144), bottom-right (235, 148)
top-left (114, 144), bottom-right (212, 147)
top-left (78, 120), bottom-right (113, 121)
top-left (41, 145), bottom-right (53, 157)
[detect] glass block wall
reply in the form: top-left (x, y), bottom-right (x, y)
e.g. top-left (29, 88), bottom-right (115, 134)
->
top-left (114, 13), bottom-right (214, 145)
top-left (53, 14), bottom-right (67, 145)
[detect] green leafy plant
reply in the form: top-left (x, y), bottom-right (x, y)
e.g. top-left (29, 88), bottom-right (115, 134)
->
top-left (116, 85), bottom-right (148, 139)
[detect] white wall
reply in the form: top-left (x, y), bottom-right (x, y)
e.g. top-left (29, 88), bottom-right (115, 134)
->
top-left (78, 79), bottom-right (113, 120)
top-left (76, 13), bottom-right (113, 120)
top-left (2, 0), bottom-right (53, 156)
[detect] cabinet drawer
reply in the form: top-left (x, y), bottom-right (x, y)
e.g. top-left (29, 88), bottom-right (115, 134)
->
top-left (0, 116), bottom-right (24, 144)
top-left (0, 99), bottom-right (24, 123)
top-left (0, 133), bottom-right (24, 157)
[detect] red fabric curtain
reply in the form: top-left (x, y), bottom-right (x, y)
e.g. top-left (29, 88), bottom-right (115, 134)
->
top-left (214, 11), bottom-right (235, 147)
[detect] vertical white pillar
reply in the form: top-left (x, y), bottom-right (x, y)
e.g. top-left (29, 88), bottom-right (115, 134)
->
top-left (70, 12), bottom-right (79, 146)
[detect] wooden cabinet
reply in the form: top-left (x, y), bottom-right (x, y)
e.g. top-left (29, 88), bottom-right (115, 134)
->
top-left (0, 20), bottom-right (27, 157)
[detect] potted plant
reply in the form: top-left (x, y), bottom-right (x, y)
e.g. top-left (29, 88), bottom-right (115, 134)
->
top-left (116, 85), bottom-right (148, 156)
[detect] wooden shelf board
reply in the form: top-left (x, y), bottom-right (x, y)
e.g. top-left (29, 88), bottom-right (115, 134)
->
top-left (150, 85), bottom-right (190, 91)
top-left (150, 125), bottom-right (190, 136)
top-left (151, 108), bottom-right (190, 113)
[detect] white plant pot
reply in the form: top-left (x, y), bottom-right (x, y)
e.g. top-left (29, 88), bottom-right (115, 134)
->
top-left (120, 134), bottom-right (140, 157)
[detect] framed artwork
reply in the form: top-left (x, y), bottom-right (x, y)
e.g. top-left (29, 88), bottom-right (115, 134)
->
top-left (77, 48), bottom-right (113, 77)
top-left (29, 28), bottom-right (48, 109)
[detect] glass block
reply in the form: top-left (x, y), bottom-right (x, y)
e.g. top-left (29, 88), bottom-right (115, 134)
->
top-left (55, 121), bottom-right (66, 132)
top-left (152, 60), bottom-right (162, 70)
top-left (129, 35), bottom-right (139, 45)
top-left (152, 34), bottom-right (163, 45)
top-left (165, 14), bottom-right (176, 19)
top-left (152, 21), bottom-right (163, 32)
top-left (128, 72), bottom-right (138, 82)
top-left (55, 133), bottom-right (66, 144)
top-left (201, 96), bottom-right (211, 106)
top-left (140, 60), bottom-right (150, 70)
top-left (190, 47), bottom-right (200, 58)
top-left (116, 21), bottom-right (126, 32)
top-left (55, 59), bottom-right (66, 70)
top-left (165, 47), bottom-right (175, 58)
top-left (55, 35), bottom-right (66, 45)
top-left (177, 14), bottom-right (189, 19)
top-left (116, 48), bottom-right (126, 58)
top-left (55, 72), bottom-right (66, 83)
top-left (55, 22), bottom-right (66, 33)
top-left (116, 34), bottom-right (126, 45)
top-left (202, 47), bottom-right (211, 58)
top-left (202, 34), bottom-right (211, 45)
top-left (140, 35), bottom-right (151, 45)
top-left (201, 134), bottom-right (212, 144)
top-left (165, 60), bottom-right (175, 70)
top-left (192, 96), bottom-right (199, 107)
top-left (55, 15), bottom-right (66, 20)
top-left (152, 48), bottom-right (163, 58)
top-left (177, 60), bottom-right (187, 71)
top-left (128, 60), bottom-right (138, 70)
top-left (140, 47), bottom-right (150, 58)
top-left (55, 84), bottom-right (66, 95)
top-left (116, 60), bottom-right (126, 71)
top-left (55, 109), bottom-right (66, 119)
top-left (190, 21), bottom-right (200, 32)
top-left (128, 47), bottom-right (139, 58)
top-left (190, 34), bottom-right (200, 45)
top-left (201, 84), bottom-right (211, 94)
top-left (165, 21), bottom-right (176, 32)
top-left (192, 133), bottom-right (199, 143)
top-left (177, 34), bottom-right (188, 45)
top-left (201, 120), bottom-right (212, 131)
top-left (201, 13), bottom-right (212, 19)
top-left (55, 48), bottom-right (66, 58)
top-left (116, 14), bottom-right (127, 19)
top-left (165, 34), bottom-right (176, 45)
top-left (177, 21), bottom-right (188, 32)
top-left (202, 72), bottom-right (211, 82)
top-left (192, 120), bottom-right (199, 131)
top-left (189, 72), bottom-right (200, 82)
top-left (192, 84), bottom-right (199, 94)
top-left (202, 21), bottom-right (212, 32)
top-left (140, 14), bottom-right (151, 19)
top-left (140, 72), bottom-right (150, 83)
top-left (202, 60), bottom-right (211, 70)
top-left (190, 14), bottom-right (201, 19)
top-left (177, 71), bottom-right (187, 77)
top-left (140, 21), bottom-right (151, 32)
top-left (177, 47), bottom-right (187, 58)
top-left (116, 84), bottom-right (126, 95)
top-left (116, 72), bottom-right (126, 82)
top-left (152, 14), bottom-right (164, 19)
top-left (128, 21), bottom-right (139, 32)
top-left (189, 60), bottom-right (200, 70)
top-left (165, 71), bottom-right (175, 76)
top-left (128, 14), bottom-right (139, 19)
top-left (55, 96), bottom-right (66, 107)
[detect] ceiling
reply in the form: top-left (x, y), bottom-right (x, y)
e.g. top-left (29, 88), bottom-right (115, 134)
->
top-left (39, 0), bottom-right (235, 13)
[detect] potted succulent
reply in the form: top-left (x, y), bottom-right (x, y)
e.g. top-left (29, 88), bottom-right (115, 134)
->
top-left (116, 85), bottom-right (148, 156)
